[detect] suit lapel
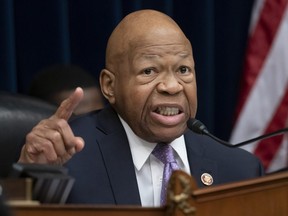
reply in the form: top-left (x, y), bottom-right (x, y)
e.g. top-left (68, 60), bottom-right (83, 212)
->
top-left (96, 107), bottom-right (141, 205)
top-left (184, 132), bottom-right (218, 187)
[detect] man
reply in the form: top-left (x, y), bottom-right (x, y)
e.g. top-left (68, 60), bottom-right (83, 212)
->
top-left (18, 10), bottom-right (263, 206)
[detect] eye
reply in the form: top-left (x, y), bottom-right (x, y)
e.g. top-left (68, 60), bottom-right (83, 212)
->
top-left (143, 68), bottom-right (154, 75)
top-left (179, 66), bottom-right (190, 74)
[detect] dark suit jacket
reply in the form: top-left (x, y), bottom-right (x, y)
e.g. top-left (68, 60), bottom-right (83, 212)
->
top-left (65, 106), bottom-right (264, 205)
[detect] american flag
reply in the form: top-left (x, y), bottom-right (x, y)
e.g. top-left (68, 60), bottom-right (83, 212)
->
top-left (230, 0), bottom-right (288, 173)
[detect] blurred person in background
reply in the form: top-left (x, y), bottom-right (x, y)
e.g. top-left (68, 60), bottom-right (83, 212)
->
top-left (29, 64), bottom-right (105, 115)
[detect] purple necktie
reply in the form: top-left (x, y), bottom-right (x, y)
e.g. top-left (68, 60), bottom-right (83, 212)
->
top-left (152, 143), bottom-right (179, 205)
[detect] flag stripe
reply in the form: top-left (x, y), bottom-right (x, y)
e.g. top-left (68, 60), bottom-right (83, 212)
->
top-left (234, 0), bottom-right (288, 122)
top-left (254, 86), bottom-right (288, 169)
top-left (268, 136), bottom-right (288, 172)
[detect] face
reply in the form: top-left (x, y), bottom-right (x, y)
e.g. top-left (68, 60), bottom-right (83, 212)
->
top-left (102, 13), bottom-right (197, 143)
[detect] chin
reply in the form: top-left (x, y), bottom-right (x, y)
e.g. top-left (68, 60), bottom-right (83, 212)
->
top-left (153, 130), bottom-right (183, 143)
top-left (139, 124), bottom-right (186, 143)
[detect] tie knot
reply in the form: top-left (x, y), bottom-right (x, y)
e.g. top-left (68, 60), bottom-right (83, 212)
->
top-left (152, 143), bottom-right (176, 164)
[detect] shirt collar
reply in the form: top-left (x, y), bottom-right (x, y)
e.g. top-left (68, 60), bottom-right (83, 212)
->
top-left (119, 116), bottom-right (155, 171)
top-left (119, 115), bottom-right (190, 172)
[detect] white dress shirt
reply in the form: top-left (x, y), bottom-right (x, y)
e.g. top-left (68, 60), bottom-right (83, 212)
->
top-left (119, 116), bottom-right (191, 207)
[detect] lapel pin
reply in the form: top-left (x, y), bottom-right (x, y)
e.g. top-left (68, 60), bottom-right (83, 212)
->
top-left (201, 173), bottom-right (213, 186)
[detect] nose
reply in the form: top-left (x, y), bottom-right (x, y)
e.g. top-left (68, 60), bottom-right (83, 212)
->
top-left (157, 72), bottom-right (183, 95)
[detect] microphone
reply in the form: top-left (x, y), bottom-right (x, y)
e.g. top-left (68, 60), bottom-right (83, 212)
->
top-left (187, 118), bottom-right (288, 147)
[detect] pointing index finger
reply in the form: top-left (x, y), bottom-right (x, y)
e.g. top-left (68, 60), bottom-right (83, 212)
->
top-left (51, 87), bottom-right (84, 121)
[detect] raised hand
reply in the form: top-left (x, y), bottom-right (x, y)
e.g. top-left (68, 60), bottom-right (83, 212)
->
top-left (18, 87), bottom-right (85, 165)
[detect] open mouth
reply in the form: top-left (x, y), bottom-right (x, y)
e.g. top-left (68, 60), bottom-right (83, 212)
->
top-left (155, 107), bottom-right (181, 116)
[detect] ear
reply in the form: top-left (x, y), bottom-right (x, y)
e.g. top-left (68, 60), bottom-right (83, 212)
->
top-left (100, 69), bottom-right (116, 104)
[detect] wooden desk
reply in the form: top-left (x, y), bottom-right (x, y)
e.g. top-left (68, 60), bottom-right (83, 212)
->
top-left (9, 171), bottom-right (288, 216)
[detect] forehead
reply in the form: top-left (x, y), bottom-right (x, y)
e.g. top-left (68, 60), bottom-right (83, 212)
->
top-left (127, 25), bottom-right (192, 57)
top-left (130, 44), bottom-right (192, 62)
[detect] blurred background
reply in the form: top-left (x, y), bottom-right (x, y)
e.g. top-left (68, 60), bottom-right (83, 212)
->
top-left (1, 0), bottom-right (287, 172)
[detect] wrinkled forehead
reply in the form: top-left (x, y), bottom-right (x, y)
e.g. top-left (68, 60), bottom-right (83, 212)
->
top-left (128, 26), bottom-right (191, 50)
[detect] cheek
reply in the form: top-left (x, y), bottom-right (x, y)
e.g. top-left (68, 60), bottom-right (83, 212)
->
top-left (128, 89), bottom-right (149, 109)
top-left (116, 85), bottom-right (148, 112)
top-left (117, 90), bottom-right (150, 133)
top-left (190, 100), bottom-right (197, 117)
top-left (129, 89), bottom-right (153, 123)
top-left (186, 86), bottom-right (197, 117)
top-left (114, 74), bottom-right (154, 119)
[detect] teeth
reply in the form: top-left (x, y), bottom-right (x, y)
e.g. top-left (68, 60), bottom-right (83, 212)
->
top-left (157, 107), bottom-right (179, 116)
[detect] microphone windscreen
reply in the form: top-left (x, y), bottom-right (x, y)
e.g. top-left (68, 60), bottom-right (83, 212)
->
top-left (187, 118), bottom-right (208, 135)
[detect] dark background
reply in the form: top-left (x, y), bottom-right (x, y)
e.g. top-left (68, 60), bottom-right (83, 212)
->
top-left (0, 0), bottom-right (255, 140)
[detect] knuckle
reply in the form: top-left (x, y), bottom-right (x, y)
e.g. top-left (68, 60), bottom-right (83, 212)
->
top-left (37, 119), bottom-right (46, 125)
top-left (40, 139), bottom-right (53, 149)
top-left (25, 143), bottom-right (37, 154)
top-left (55, 118), bottom-right (68, 129)
top-left (46, 154), bottom-right (58, 163)
top-left (50, 131), bottom-right (62, 142)
top-left (26, 132), bottom-right (36, 142)
top-left (67, 147), bottom-right (76, 156)
top-left (37, 119), bottom-right (50, 127)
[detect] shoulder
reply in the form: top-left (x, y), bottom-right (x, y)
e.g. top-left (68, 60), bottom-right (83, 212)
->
top-left (68, 106), bottom-right (125, 138)
top-left (69, 105), bottom-right (118, 127)
top-left (184, 130), bottom-right (264, 179)
top-left (184, 130), bottom-right (259, 159)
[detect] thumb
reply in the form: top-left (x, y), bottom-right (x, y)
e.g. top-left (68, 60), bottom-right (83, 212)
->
top-left (51, 87), bottom-right (84, 121)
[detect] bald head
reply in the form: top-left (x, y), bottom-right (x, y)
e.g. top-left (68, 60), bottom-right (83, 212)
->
top-left (105, 9), bottom-right (191, 71)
